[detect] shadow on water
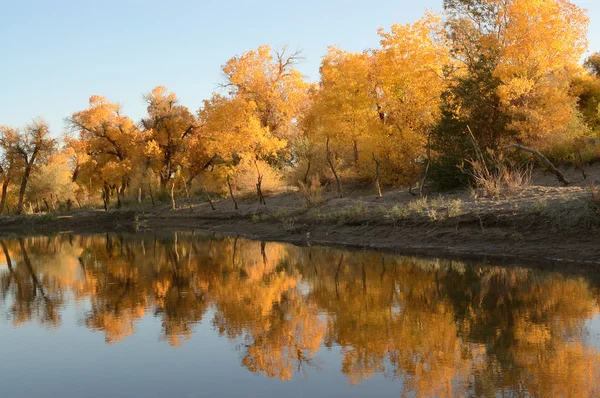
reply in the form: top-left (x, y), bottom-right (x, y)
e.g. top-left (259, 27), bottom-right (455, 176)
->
top-left (1, 231), bottom-right (600, 397)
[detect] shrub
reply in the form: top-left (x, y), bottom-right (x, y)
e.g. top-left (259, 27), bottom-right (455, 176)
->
top-left (281, 218), bottom-right (298, 232)
top-left (232, 158), bottom-right (283, 196)
top-left (297, 175), bottom-right (324, 207)
top-left (462, 151), bottom-right (532, 198)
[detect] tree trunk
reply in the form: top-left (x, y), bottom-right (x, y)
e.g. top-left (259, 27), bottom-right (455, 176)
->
top-left (183, 180), bottom-right (193, 213)
top-left (577, 150), bottom-right (587, 180)
top-left (186, 174), bottom-right (197, 190)
top-left (227, 175), bottom-right (238, 210)
top-left (0, 179), bottom-right (9, 214)
top-left (102, 191), bottom-right (107, 211)
top-left (148, 182), bottom-right (155, 206)
top-left (255, 161), bottom-right (266, 205)
top-left (171, 181), bottom-right (177, 210)
top-left (503, 144), bottom-right (570, 186)
top-left (160, 174), bottom-right (169, 192)
top-left (303, 160), bottom-right (311, 185)
top-left (16, 164), bottom-right (33, 215)
top-left (102, 183), bottom-right (110, 211)
top-left (203, 185), bottom-right (215, 211)
top-left (256, 174), bottom-right (266, 205)
top-left (420, 132), bottom-right (432, 198)
top-left (366, 153), bottom-right (382, 198)
top-left (138, 187), bottom-right (142, 204)
top-left (116, 182), bottom-right (126, 209)
top-left (326, 136), bottom-right (342, 198)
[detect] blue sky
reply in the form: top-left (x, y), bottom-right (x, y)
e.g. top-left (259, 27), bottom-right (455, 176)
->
top-left (1, 0), bottom-right (599, 136)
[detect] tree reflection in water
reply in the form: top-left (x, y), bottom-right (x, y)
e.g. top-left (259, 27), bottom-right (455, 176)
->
top-left (0, 232), bottom-right (599, 396)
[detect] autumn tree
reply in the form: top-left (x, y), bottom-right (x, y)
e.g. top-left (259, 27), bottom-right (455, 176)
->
top-left (305, 14), bottom-right (448, 191)
top-left (313, 47), bottom-right (375, 168)
top-left (141, 86), bottom-right (199, 191)
top-left (26, 150), bottom-right (78, 211)
top-left (373, 13), bottom-right (449, 186)
top-left (221, 45), bottom-right (308, 143)
top-left (13, 119), bottom-right (56, 214)
top-left (575, 52), bottom-right (600, 136)
top-left (198, 46), bottom-right (309, 202)
top-left (431, 0), bottom-right (589, 187)
top-left (0, 126), bottom-right (19, 213)
top-left (198, 94), bottom-right (286, 201)
top-left (585, 52), bottom-right (600, 77)
top-left (68, 96), bottom-right (141, 208)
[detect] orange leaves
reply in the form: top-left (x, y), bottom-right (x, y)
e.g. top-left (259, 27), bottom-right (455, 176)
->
top-left (141, 86), bottom-right (200, 188)
top-left (494, 0), bottom-right (589, 144)
top-left (446, 0), bottom-right (590, 147)
top-left (497, 0), bottom-right (588, 79)
top-left (69, 95), bottom-right (141, 191)
top-left (304, 14), bottom-right (448, 185)
top-left (221, 45), bottom-right (308, 141)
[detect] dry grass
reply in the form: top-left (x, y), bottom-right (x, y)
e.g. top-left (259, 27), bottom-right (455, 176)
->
top-left (463, 151), bottom-right (532, 198)
top-left (297, 175), bottom-right (325, 207)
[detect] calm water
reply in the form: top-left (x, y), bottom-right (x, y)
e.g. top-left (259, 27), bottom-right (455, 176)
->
top-left (1, 232), bottom-right (600, 397)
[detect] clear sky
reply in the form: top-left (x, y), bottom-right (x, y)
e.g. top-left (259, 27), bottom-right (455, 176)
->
top-left (1, 0), bottom-right (599, 136)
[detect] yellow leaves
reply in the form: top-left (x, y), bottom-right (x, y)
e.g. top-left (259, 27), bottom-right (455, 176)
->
top-left (497, 0), bottom-right (588, 79)
top-left (375, 13), bottom-right (448, 132)
top-left (69, 95), bottom-right (142, 191)
top-left (200, 94), bottom-right (285, 167)
top-left (100, 159), bottom-right (132, 182)
top-left (143, 140), bottom-right (162, 158)
top-left (88, 95), bottom-right (108, 107)
top-left (147, 85), bottom-right (178, 110)
top-left (305, 13), bottom-right (447, 185)
top-left (497, 76), bottom-right (535, 105)
top-left (444, 0), bottom-right (589, 148)
top-left (486, 0), bottom-right (589, 145)
top-left (27, 151), bottom-right (79, 203)
top-left (141, 86), bottom-right (199, 187)
top-left (220, 45), bottom-right (308, 141)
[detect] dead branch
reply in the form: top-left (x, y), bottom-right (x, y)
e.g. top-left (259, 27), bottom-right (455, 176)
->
top-left (365, 153), bottom-right (382, 198)
top-left (326, 136), bottom-right (342, 198)
top-left (227, 175), bottom-right (238, 210)
top-left (254, 160), bottom-right (266, 205)
top-left (419, 132), bottom-right (432, 198)
top-left (503, 144), bottom-right (570, 186)
top-left (203, 185), bottom-right (216, 211)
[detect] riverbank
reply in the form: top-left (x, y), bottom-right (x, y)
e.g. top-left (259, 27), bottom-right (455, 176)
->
top-left (1, 166), bottom-right (600, 266)
top-left (141, 188), bottom-right (600, 266)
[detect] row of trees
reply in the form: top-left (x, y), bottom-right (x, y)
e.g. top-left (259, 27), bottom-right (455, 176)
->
top-left (1, 0), bottom-right (599, 213)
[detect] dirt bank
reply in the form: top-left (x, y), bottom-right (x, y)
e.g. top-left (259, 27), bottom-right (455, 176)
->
top-left (142, 209), bottom-right (600, 267)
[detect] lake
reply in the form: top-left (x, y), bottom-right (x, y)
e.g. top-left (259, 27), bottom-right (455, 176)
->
top-left (1, 232), bottom-right (599, 397)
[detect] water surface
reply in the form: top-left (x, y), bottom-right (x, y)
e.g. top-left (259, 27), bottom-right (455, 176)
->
top-left (1, 232), bottom-right (599, 397)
